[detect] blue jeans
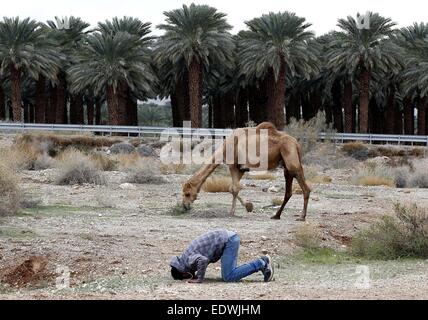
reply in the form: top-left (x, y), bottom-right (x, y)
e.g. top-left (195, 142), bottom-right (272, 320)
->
top-left (221, 234), bottom-right (265, 282)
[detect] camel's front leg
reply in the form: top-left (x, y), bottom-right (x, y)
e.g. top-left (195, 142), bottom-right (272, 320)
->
top-left (228, 165), bottom-right (252, 215)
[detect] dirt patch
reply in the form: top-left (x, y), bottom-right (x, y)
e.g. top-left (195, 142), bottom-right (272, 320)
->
top-left (1, 256), bottom-right (54, 288)
top-left (188, 208), bottom-right (240, 219)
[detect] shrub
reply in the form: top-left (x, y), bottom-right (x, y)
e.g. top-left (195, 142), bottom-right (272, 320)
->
top-left (124, 160), bottom-right (166, 184)
top-left (284, 112), bottom-right (336, 154)
top-left (394, 168), bottom-right (409, 188)
top-left (272, 198), bottom-right (283, 206)
top-left (56, 149), bottom-right (105, 185)
top-left (33, 154), bottom-right (56, 171)
top-left (0, 164), bottom-right (20, 216)
top-left (127, 167), bottom-right (166, 185)
top-left (408, 159), bottom-right (428, 188)
top-left (202, 176), bottom-right (233, 193)
top-left (293, 223), bottom-right (322, 251)
top-left (352, 164), bottom-right (394, 187)
top-left (90, 153), bottom-right (118, 171)
top-left (350, 203), bottom-right (428, 259)
top-left (342, 142), bottom-right (369, 160)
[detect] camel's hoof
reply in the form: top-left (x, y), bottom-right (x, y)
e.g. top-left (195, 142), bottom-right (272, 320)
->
top-left (295, 217), bottom-right (306, 222)
top-left (245, 202), bottom-right (254, 213)
top-left (271, 215), bottom-right (281, 220)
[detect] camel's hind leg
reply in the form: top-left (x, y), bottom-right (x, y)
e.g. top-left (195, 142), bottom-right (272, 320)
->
top-left (295, 170), bottom-right (311, 221)
top-left (229, 165), bottom-right (253, 216)
top-left (271, 170), bottom-right (293, 220)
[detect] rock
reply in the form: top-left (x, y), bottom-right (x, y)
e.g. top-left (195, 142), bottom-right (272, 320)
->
top-left (268, 186), bottom-right (280, 193)
top-left (262, 249), bottom-right (269, 255)
top-left (261, 236), bottom-right (268, 241)
top-left (119, 183), bottom-right (137, 190)
top-left (136, 144), bottom-right (156, 157)
top-left (109, 142), bottom-right (135, 155)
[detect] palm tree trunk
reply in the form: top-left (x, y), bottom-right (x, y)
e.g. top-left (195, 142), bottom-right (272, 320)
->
top-left (266, 61), bottom-right (286, 129)
top-left (35, 75), bottom-right (46, 123)
top-left (235, 88), bottom-right (248, 128)
top-left (55, 72), bottom-right (67, 124)
top-left (171, 93), bottom-right (181, 127)
top-left (385, 87), bottom-right (396, 134)
top-left (29, 104), bottom-right (35, 123)
top-left (188, 59), bottom-right (203, 128)
top-left (95, 97), bottom-right (102, 125)
top-left (213, 94), bottom-right (225, 128)
top-left (343, 80), bottom-right (353, 133)
top-left (248, 84), bottom-right (265, 124)
top-left (126, 94), bottom-right (138, 126)
top-left (301, 93), bottom-right (311, 121)
top-left (0, 84), bottom-right (5, 121)
top-left (224, 90), bottom-right (236, 128)
top-left (403, 97), bottom-right (414, 135)
top-left (7, 101), bottom-right (13, 121)
top-left (69, 94), bottom-right (84, 124)
top-left (208, 98), bottom-right (213, 128)
top-left (24, 104), bottom-right (29, 123)
top-left (417, 97), bottom-right (426, 135)
top-left (107, 85), bottom-right (120, 126)
top-left (332, 80), bottom-right (343, 132)
top-left (10, 64), bottom-right (22, 122)
top-left (46, 84), bottom-right (57, 124)
top-left (286, 93), bottom-right (300, 123)
top-left (86, 96), bottom-right (94, 125)
top-left (359, 66), bottom-right (371, 133)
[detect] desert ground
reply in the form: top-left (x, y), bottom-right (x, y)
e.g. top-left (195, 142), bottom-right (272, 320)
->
top-left (0, 132), bottom-right (427, 300)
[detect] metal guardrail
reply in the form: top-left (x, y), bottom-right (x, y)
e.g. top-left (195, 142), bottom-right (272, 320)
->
top-left (0, 123), bottom-right (427, 146)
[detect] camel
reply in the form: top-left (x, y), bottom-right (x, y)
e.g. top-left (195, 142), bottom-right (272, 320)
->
top-left (182, 122), bottom-right (311, 221)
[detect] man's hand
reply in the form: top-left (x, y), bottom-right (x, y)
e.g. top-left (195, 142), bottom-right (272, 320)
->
top-left (187, 278), bottom-right (202, 284)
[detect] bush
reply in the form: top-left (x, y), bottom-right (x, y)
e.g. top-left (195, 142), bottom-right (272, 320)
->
top-left (202, 176), bottom-right (232, 193)
top-left (124, 160), bottom-right (166, 184)
top-left (0, 164), bottom-right (20, 216)
top-left (33, 154), bottom-right (56, 171)
top-left (394, 168), bottom-right (409, 188)
top-left (284, 112), bottom-right (336, 154)
top-left (342, 142), bottom-right (369, 160)
top-left (352, 163), bottom-right (394, 187)
top-left (247, 172), bottom-right (276, 181)
top-left (350, 203), bottom-right (428, 259)
top-left (56, 149), bottom-right (105, 185)
top-left (293, 223), bottom-right (322, 251)
top-left (90, 153), bottom-right (118, 171)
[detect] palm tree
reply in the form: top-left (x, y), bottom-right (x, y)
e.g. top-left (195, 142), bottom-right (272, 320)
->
top-left (68, 31), bottom-right (156, 125)
top-left (0, 17), bottom-right (60, 122)
top-left (327, 13), bottom-right (401, 133)
top-left (98, 17), bottom-right (155, 126)
top-left (398, 23), bottom-right (428, 135)
top-left (237, 11), bottom-right (316, 129)
top-left (46, 16), bottom-right (90, 124)
top-left (157, 3), bottom-right (235, 128)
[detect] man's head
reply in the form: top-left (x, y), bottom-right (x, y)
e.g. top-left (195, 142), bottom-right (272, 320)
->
top-left (182, 182), bottom-right (198, 211)
top-left (171, 266), bottom-right (195, 280)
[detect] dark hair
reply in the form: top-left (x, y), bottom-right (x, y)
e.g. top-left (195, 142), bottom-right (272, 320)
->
top-left (171, 267), bottom-right (194, 280)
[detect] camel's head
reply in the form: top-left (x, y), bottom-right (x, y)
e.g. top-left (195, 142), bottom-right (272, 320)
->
top-left (182, 182), bottom-right (198, 211)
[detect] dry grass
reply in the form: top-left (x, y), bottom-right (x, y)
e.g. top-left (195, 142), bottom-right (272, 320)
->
top-left (247, 172), bottom-right (276, 181)
top-left (352, 163), bottom-right (395, 187)
top-left (202, 176), bottom-right (233, 193)
top-left (159, 163), bottom-right (187, 175)
top-left (271, 198), bottom-right (283, 206)
top-left (90, 153), bottom-right (118, 171)
top-left (56, 149), bottom-right (105, 185)
top-left (0, 164), bottom-right (20, 216)
top-left (393, 158), bottom-right (428, 188)
top-left (125, 160), bottom-right (166, 185)
top-left (342, 142), bottom-right (369, 160)
top-left (293, 223), bottom-right (322, 250)
top-left (16, 133), bottom-right (122, 150)
top-left (114, 153), bottom-right (141, 171)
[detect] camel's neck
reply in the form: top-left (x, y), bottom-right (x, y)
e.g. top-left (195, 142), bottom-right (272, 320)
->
top-left (188, 163), bottom-right (220, 191)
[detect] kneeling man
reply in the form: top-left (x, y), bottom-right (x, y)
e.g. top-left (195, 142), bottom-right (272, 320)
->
top-left (170, 229), bottom-right (274, 283)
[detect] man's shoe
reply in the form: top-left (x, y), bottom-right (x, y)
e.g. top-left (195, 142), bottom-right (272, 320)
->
top-left (261, 255), bottom-right (274, 282)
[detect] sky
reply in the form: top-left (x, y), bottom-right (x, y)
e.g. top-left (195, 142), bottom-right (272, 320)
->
top-left (1, 0), bottom-right (427, 36)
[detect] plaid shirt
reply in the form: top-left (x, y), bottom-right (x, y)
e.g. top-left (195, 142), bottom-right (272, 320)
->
top-left (170, 230), bottom-right (233, 282)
